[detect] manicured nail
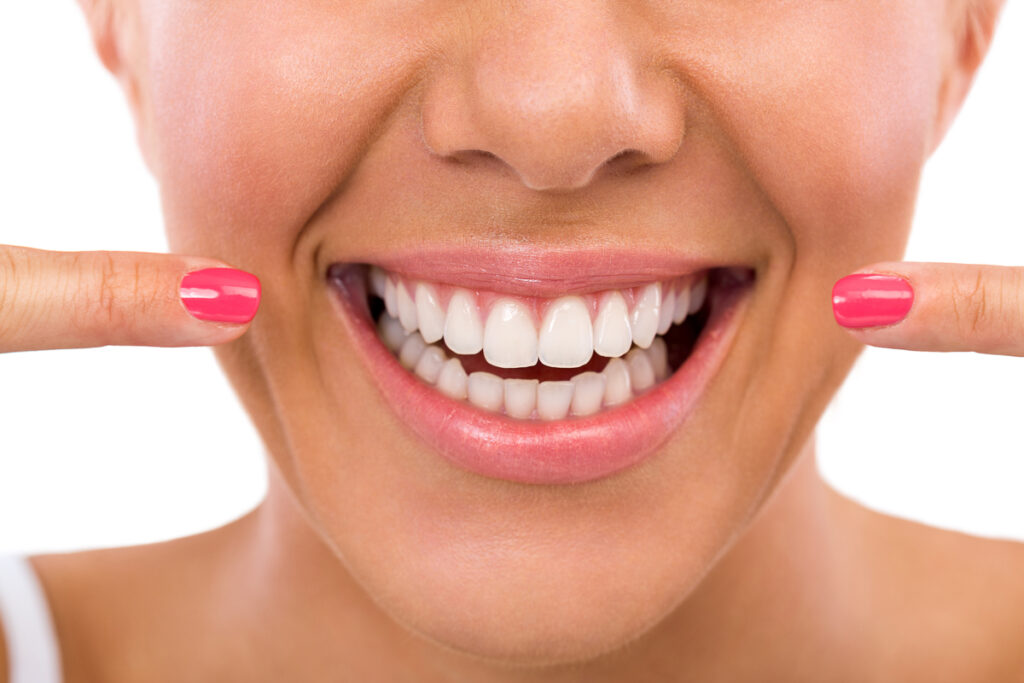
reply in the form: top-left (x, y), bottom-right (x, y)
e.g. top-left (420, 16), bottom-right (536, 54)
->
top-left (832, 273), bottom-right (913, 328)
top-left (180, 268), bottom-right (261, 323)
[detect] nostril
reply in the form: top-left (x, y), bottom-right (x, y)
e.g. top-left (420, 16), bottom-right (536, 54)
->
top-left (603, 149), bottom-right (652, 177)
top-left (463, 149), bottom-right (498, 162)
top-left (442, 149), bottom-right (498, 166)
top-left (444, 149), bottom-right (517, 177)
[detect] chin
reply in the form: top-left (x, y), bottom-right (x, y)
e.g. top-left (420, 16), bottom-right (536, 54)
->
top-left (343, 520), bottom-right (715, 668)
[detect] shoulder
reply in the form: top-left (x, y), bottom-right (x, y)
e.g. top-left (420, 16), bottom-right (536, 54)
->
top-left (857, 507), bottom-right (1024, 680)
top-left (29, 545), bottom-right (168, 683)
top-left (28, 526), bottom-right (235, 683)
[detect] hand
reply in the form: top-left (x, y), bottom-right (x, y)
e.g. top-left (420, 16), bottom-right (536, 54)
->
top-left (0, 244), bottom-right (260, 353)
top-left (832, 262), bottom-right (1024, 357)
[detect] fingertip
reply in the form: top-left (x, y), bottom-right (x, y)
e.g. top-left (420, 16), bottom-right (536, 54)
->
top-left (179, 267), bottom-right (261, 325)
top-left (197, 318), bottom-right (257, 346)
top-left (831, 273), bottom-right (914, 329)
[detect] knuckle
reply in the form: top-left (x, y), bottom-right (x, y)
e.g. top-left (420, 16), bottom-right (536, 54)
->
top-left (0, 248), bottom-right (23, 344)
top-left (0, 248), bottom-right (17, 317)
top-left (96, 253), bottom-right (120, 325)
top-left (999, 268), bottom-right (1024, 339)
top-left (0, 248), bottom-right (46, 348)
top-left (74, 253), bottom-right (157, 339)
top-left (949, 269), bottom-right (986, 339)
top-left (949, 267), bottom-right (1024, 345)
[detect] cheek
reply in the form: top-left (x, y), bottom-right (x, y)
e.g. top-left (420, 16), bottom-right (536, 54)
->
top-left (669, 0), bottom-right (943, 271)
top-left (740, 2), bottom-right (943, 267)
top-left (644, 1), bottom-right (946, 489)
top-left (140, 2), bottom-right (428, 266)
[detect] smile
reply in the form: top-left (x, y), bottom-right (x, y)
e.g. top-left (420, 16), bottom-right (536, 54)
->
top-left (326, 255), bottom-right (753, 485)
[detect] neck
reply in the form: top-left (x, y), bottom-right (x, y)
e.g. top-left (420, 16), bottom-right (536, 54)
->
top-left (224, 436), bottom-right (871, 681)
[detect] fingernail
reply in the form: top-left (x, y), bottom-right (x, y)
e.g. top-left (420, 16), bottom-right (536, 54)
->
top-left (180, 268), bottom-right (261, 323)
top-left (832, 273), bottom-right (913, 328)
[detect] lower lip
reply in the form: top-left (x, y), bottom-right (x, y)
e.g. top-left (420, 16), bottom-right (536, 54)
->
top-left (327, 271), bottom-right (752, 485)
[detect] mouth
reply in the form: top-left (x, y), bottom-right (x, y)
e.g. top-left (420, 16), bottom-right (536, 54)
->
top-left (326, 255), bottom-right (754, 485)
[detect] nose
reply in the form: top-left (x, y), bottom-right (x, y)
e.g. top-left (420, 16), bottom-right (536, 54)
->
top-left (420, 3), bottom-right (685, 192)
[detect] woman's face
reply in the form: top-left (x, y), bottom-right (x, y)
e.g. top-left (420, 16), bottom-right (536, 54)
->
top-left (131, 0), bottom-right (951, 664)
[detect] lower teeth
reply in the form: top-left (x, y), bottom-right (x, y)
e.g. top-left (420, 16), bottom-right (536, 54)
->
top-left (376, 308), bottom-right (699, 421)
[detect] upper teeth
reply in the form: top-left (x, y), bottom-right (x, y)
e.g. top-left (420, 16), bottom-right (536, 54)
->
top-left (371, 267), bottom-right (708, 369)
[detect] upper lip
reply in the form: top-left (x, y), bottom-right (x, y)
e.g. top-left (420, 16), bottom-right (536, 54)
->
top-left (323, 246), bottom-right (733, 297)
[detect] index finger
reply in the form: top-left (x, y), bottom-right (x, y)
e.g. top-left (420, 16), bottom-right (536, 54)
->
top-left (832, 261), bottom-right (1024, 356)
top-left (0, 245), bottom-right (261, 353)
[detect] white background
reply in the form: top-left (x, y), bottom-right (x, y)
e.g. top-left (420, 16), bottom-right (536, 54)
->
top-left (1, 3), bottom-right (1022, 554)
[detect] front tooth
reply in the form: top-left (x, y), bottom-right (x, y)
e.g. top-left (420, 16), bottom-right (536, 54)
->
top-left (377, 313), bottom-right (408, 352)
top-left (626, 348), bottom-right (656, 392)
top-left (436, 358), bottom-right (468, 400)
top-left (384, 277), bottom-right (399, 318)
top-left (630, 283), bottom-right (661, 349)
top-left (648, 337), bottom-right (670, 381)
top-left (602, 357), bottom-right (633, 406)
top-left (657, 286), bottom-right (676, 335)
top-left (538, 296), bottom-right (593, 368)
top-left (468, 372), bottom-right (504, 412)
top-left (593, 292), bottom-right (632, 358)
top-left (537, 381), bottom-right (574, 420)
top-left (570, 372), bottom-right (606, 417)
top-left (673, 285), bottom-right (690, 324)
top-left (443, 289), bottom-right (484, 355)
top-left (483, 299), bottom-right (539, 369)
top-left (414, 346), bottom-right (447, 384)
top-left (504, 379), bottom-right (538, 419)
top-left (398, 334), bottom-right (427, 369)
top-left (415, 283), bottom-right (445, 343)
top-left (396, 282), bottom-right (418, 333)
top-left (688, 275), bottom-right (707, 314)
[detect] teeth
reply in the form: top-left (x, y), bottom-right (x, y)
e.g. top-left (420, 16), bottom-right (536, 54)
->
top-left (444, 289), bottom-right (484, 355)
top-left (673, 285), bottom-right (690, 324)
top-left (626, 347), bottom-right (656, 393)
top-left (398, 333), bottom-right (427, 369)
top-left (537, 381), bottom-right (574, 420)
top-left (436, 358), bottom-right (469, 400)
top-left (371, 267), bottom-right (715, 418)
top-left (538, 296), bottom-right (594, 368)
top-left (415, 283), bottom-right (445, 344)
top-left (630, 283), bottom-right (661, 349)
top-left (369, 267), bottom-right (388, 298)
top-left (602, 357), bottom-right (633, 406)
top-left (657, 287), bottom-right (675, 336)
top-left (592, 292), bottom-right (632, 358)
top-left (570, 372), bottom-right (606, 417)
top-left (648, 337), bottom-right (670, 382)
top-left (396, 282), bottom-right (418, 333)
top-left (504, 379), bottom-right (539, 419)
top-left (483, 299), bottom-right (539, 369)
top-left (378, 313), bottom-right (409, 353)
top-left (688, 275), bottom-right (707, 314)
top-left (468, 371), bottom-right (504, 412)
top-left (372, 270), bottom-right (709, 369)
top-left (414, 346), bottom-right (446, 384)
top-left (384, 278), bottom-right (399, 319)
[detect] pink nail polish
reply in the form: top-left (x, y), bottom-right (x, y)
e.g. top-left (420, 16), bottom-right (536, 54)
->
top-left (180, 268), bottom-right (261, 323)
top-left (832, 273), bottom-right (913, 328)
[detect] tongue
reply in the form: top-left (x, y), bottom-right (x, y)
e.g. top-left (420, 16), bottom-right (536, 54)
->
top-left (455, 353), bottom-right (611, 381)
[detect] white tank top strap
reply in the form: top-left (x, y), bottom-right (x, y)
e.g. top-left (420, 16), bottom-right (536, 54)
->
top-left (0, 555), bottom-right (63, 683)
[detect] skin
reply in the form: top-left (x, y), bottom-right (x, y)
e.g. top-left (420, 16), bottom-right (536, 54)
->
top-left (2, 0), bottom-right (1022, 680)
